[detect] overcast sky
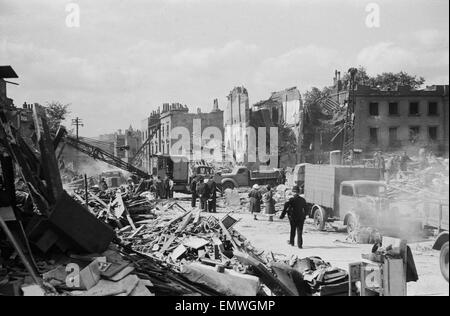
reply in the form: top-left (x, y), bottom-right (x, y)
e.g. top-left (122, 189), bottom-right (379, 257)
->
top-left (1, 0), bottom-right (448, 137)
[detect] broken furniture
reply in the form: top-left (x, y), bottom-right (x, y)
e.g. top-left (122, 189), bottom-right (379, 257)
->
top-left (348, 237), bottom-right (408, 296)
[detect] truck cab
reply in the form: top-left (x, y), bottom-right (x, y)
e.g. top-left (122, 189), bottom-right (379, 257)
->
top-left (155, 155), bottom-right (213, 193)
top-left (339, 180), bottom-right (387, 232)
top-left (216, 166), bottom-right (281, 190)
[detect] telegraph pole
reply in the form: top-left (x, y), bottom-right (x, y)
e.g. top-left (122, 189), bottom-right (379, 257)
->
top-left (71, 117), bottom-right (84, 171)
top-left (71, 117), bottom-right (84, 140)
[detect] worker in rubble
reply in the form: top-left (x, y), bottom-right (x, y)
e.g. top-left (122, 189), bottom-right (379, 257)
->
top-left (400, 151), bottom-right (411, 172)
top-left (190, 176), bottom-right (198, 207)
top-left (156, 176), bottom-right (163, 199)
top-left (248, 184), bottom-right (262, 220)
top-left (206, 177), bottom-right (217, 213)
top-left (263, 185), bottom-right (276, 222)
top-left (99, 178), bottom-right (108, 192)
top-left (279, 168), bottom-right (286, 185)
top-left (419, 148), bottom-right (429, 170)
top-left (280, 186), bottom-right (307, 249)
top-left (196, 177), bottom-right (210, 212)
top-left (374, 151), bottom-right (386, 180)
top-left (127, 178), bottom-right (135, 193)
top-left (161, 175), bottom-right (169, 199)
top-left (168, 176), bottom-right (174, 199)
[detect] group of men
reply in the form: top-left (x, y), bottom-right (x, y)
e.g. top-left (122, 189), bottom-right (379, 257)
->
top-left (149, 175), bottom-right (174, 199)
top-left (190, 176), bottom-right (217, 213)
top-left (374, 151), bottom-right (412, 183)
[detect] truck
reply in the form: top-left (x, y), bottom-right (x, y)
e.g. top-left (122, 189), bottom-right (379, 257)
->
top-left (423, 201), bottom-right (449, 282)
top-left (153, 155), bottom-right (214, 193)
top-left (303, 164), bottom-right (383, 232)
top-left (213, 166), bottom-right (282, 191)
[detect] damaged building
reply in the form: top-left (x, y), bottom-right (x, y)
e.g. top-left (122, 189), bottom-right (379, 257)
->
top-left (140, 101), bottom-right (223, 175)
top-left (224, 87), bottom-right (250, 164)
top-left (302, 72), bottom-right (450, 164)
top-left (224, 86), bottom-right (303, 168)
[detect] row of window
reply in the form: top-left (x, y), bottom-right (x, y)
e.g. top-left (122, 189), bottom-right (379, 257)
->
top-left (368, 101), bottom-right (439, 116)
top-left (161, 123), bottom-right (170, 138)
top-left (369, 126), bottom-right (439, 146)
top-left (150, 140), bottom-right (170, 155)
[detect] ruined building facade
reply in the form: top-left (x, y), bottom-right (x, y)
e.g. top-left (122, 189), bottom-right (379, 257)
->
top-left (224, 87), bottom-right (250, 164)
top-left (223, 86), bottom-right (303, 168)
top-left (141, 101), bottom-right (224, 175)
top-left (329, 80), bottom-right (450, 156)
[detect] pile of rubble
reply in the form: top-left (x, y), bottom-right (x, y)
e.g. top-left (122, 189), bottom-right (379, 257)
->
top-left (387, 155), bottom-right (449, 200)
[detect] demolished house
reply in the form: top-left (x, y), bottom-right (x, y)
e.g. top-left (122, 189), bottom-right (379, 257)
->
top-left (301, 70), bottom-right (450, 164)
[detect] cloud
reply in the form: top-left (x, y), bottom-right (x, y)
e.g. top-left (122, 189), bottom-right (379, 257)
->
top-left (356, 42), bottom-right (418, 73)
top-left (414, 29), bottom-right (449, 49)
top-left (253, 45), bottom-right (340, 93)
top-left (357, 29), bottom-right (449, 84)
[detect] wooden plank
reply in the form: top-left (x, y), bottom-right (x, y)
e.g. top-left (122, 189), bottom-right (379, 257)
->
top-left (160, 235), bottom-right (177, 253)
top-left (175, 212), bottom-right (193, 234)
top-left (218, 220), bottom-right (239, 249)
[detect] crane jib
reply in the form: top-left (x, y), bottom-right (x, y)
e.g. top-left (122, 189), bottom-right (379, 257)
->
top-left (64, 136), bottom-right (151, 179)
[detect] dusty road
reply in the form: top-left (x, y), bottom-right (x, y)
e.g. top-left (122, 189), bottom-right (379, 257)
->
top-left (231, 213), bottom-right (448, 296)
top-left (175, 195), bottom-right (448, 296)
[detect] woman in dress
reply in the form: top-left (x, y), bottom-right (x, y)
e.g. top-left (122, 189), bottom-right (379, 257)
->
top-left (248, 184), bottom-right (262, 220)
top-left (264, 185), bottom-right (276, 222)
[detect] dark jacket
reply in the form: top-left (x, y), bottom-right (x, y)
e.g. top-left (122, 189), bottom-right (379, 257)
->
top-left (281, 194), bottom-right (307, 223)
top-left (206, 180), bottom-right (217, 199)
top-left (190, 179), bottom-right (198, 195)
top-left (197, 182), bottom-right (210, 200)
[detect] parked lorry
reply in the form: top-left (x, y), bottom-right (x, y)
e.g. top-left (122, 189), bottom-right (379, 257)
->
top-left (154, 155), bottom-right (213, 193)
top-left (303, 164), bottom-right (383, 232)
top-left (213, 166), bottom-right (281, 191)
top-left (423, 201), bottom-right (449, 282)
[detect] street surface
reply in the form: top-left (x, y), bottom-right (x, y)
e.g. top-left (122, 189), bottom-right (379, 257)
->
top-left (175, 195), bottom-right (449, 297)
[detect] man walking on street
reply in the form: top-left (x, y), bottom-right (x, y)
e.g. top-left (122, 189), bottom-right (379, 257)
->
top-left (280, 186), bottom-right (307, 249)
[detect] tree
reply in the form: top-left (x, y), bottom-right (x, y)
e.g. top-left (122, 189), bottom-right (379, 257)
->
top-left (45, 101), bottom-right (70, 134)
top-left (342, 67), bottom-right (425, 90)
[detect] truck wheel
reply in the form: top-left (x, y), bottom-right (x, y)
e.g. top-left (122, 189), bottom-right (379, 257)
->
top-left (346, 214), bottom-right (358, 234)
top-left (440, 242), bottom-right (449, 282)
top-left (222, 182), bottom-right (235, 191)
top-left (313, 208), bottom-right (326, 231)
